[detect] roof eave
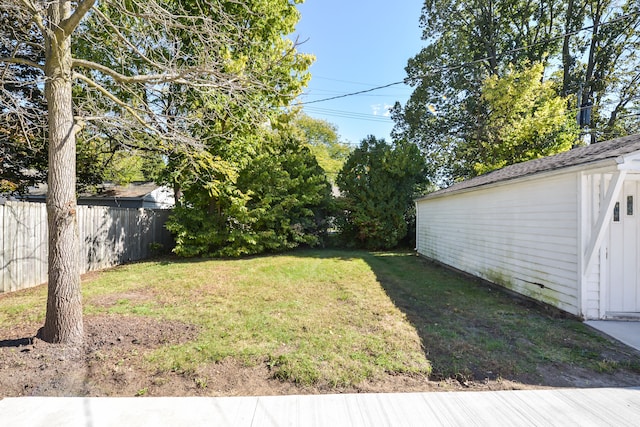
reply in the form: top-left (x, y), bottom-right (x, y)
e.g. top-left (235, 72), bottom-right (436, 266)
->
top-left (416, 157), bottom-right (620, 203)
top-left (617, 151), bottom-right (640, 171)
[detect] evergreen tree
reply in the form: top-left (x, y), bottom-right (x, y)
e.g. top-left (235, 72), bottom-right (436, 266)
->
top-left (167, 130), bottom-right (332, 257)
top-left (336, 136), bottom-right (428, 250)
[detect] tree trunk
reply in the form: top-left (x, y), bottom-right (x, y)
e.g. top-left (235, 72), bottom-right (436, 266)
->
top-left (39, 0), bottom-right (84, 345)
top-left (582, 0), bottom-right (602, 123)
top-left (561, 0), bottom-right (575, 98)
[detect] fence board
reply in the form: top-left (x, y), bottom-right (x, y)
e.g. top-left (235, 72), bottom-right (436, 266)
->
top-left (1, 207), bottom-right (5, 292)
top-left (0, 201), bottom-right (173, 293)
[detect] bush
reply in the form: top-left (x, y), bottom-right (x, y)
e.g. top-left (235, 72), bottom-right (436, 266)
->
top-left (167, 135), bottom-right (333, 257)
top-left (335, 136), bottom-right (428, 250)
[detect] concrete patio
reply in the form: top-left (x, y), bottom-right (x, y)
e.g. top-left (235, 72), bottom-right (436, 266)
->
top-left (2, 387), bottom-right (640, 426)
top-left (585, 320), bottom-right (640, 353)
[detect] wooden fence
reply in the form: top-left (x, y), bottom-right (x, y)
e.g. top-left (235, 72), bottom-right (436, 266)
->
top-left (0, 201), bottom-right (173, 293)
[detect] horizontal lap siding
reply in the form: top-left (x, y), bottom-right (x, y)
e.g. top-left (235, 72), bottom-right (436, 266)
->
top-left (417, 173), bottom-right (580, 315)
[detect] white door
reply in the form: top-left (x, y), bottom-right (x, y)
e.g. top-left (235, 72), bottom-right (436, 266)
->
top-left (608, 180), bottom-right (640, 316)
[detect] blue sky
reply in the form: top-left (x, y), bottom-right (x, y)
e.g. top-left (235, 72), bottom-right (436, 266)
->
top-left (294, 0), bottom-right (426, 146)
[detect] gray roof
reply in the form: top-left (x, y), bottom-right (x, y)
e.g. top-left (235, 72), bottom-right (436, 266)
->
top-left (25, 182), bottom-right (163, 200)
top-left (420, 134), bottom-right (640, 199)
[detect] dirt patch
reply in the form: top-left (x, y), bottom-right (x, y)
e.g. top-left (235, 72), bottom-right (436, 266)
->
top-left (1, 315), bottom-right (639, 397)
top-left (0, 316), bottom-right (199, 397)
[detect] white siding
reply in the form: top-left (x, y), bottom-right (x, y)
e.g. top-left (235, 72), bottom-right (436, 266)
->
top-left (417, 173), bottom-right (581, 315)
top-left (582, 172), bottom-right (610, 319)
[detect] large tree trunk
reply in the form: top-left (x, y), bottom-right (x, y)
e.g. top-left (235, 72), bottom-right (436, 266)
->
top-left (39, 0), bottom-right (84, 345)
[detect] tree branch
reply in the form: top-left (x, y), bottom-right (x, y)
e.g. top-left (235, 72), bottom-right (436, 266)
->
top-left (73, 58), bottom-right (187, 84)
top-left (73, 72), bottom-right (153, 132)
top-left (0, 56), bottom-right (45, 71)
top-left (90, 6), bottom-right (159, 69)
top-left (60, 0), bottom-right (97, 36)
top-left (73, 58), bottom-right (241, 89)
top-left (18, 0), bottom-right (46, 34)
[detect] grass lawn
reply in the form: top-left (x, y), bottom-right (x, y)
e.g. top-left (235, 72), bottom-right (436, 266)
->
top-left (1, 249), bottom-right (639, 392)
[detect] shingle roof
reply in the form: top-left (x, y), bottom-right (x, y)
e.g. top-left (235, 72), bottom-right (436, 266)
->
top-left (420, 134), bottom-right (640, 199)
top-left (26, 182), bottom-right (162, 199)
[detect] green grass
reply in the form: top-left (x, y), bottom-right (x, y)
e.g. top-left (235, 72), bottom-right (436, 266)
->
top-left (366, 252), bottom-right (640, 381)
top-left (1, 249), bottom-right (638, 387)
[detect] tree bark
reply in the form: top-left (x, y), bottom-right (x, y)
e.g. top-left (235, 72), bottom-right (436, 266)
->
top-left (39, 0), bottom-right (84, 345)
top-left (561, 0), bottom-right (575, 98)
top-left (583, 0), bottom-right (602, 116)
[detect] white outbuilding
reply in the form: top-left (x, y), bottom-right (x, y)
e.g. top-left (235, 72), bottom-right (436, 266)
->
top-left (415, 134), bottom-right (640, 320)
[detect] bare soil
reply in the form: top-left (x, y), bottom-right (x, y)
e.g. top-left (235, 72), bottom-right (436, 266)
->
top-left (2, 314), bottom-right (640, 397)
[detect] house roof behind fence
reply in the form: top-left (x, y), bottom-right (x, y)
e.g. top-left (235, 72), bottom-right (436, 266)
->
top-left (24, 182), bottom-right (164, 199)
top-left (419, 134), bottom-right (640, 200)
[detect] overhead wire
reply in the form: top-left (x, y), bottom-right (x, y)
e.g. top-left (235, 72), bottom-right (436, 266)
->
top-left (304, 106), bottom-right (392, 123)
top-left (299, 81), bottom-right (405, 105)
top-left (297, 11), bottom-right (640, 106)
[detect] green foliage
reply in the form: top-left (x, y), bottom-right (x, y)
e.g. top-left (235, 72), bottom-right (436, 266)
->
top-left (335, 136), bottom-right (428, 250)
top-left (150, 1), bottom-right (318, 258)
top-left (0, 129), bottom-right (47, 195)
top-left (167, 132), bottom-right (333, 257)
top-left (394, 0), bottom-right (640, 184)
top-left (3, 1), bottom-right (313, 195)
top-left (394, 0), bottom-right (561, 183)
top-left (474, 64), bottom-right (579, 174)
top-left (230, 136), bottom-right (333, 255)
top-left (102, 151), bottom-right (166, 186)
top-left (75, 134), bottom-right (167, 191)
top-left (569, 0), bottom-right (640, 141)
top-left (292, 113), bottom-right (351, 181)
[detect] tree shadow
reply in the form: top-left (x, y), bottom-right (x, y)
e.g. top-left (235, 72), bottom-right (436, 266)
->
top-left (287, 249), bottom-right (640, 388)
top-left (358, 251), bottom-right (640, 388)
top-left (84, 207), bottom-right (174, 271)
top-left (1, 202), bottom-right (48, 293)
top-left (0, 337), bottom-right (34, 348)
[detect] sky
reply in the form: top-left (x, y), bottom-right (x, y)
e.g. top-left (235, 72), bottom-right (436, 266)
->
top-left (293, 0), bottom-right (426, 146)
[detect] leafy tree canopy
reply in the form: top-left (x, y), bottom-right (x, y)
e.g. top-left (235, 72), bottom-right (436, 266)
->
top-left (473, 63), bottom-right (579, 175)
top-left (394, 0), bottom-right (640, 185)
top-left (290, 113), bottom-right (351, 182)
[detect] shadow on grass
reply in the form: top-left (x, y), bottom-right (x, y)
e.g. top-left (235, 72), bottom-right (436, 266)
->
top-left (287, 249), bottom-right (640, 387)
top-left (366, 252), bottom-right (640, 387)
top-left (96, 247), bottom-right (640, 388)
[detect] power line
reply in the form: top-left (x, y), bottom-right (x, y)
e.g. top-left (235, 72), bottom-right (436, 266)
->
top-left (298, 11), bottom-right (640, 106)
top-left (423, 10), bottom-right (640, 77)
top-left (302, 89), bottom-right (412, 98)
top-left (304, 106), bottom-right (392, 123)
top-left (299, 81), bottom-right (404, 105)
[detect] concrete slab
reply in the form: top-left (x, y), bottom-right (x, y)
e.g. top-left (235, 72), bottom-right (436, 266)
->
top-left (585, 320), bottom-right (640, 352)
top-left (1, 388), bottom-right (640, 427)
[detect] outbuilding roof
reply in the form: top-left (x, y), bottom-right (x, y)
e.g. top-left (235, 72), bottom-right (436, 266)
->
top-left (419, 134), bottom-right (640, 200)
